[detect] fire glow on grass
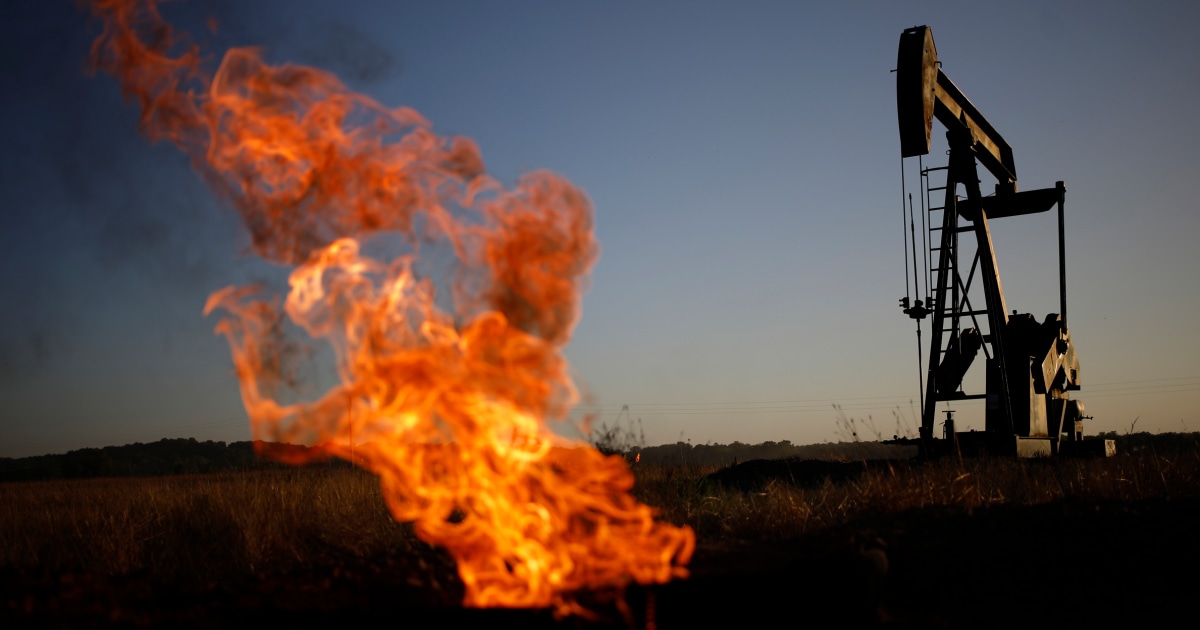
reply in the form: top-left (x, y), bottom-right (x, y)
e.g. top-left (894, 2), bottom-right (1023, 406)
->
top-left (83, 0), bottom-right (693, 611)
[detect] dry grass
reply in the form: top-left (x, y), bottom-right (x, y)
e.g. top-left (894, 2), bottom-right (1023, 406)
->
top-left (0, 466), bottom-right (439, 584)
top-left (633, 440), bottom-right (1200, 541)
top-left (2, 439), bottom-right (1198, 585)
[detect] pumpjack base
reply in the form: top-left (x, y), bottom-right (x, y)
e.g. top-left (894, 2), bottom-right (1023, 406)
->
top-left (1059, 439), bottom-right (1117, 458)
top-left (886, 433), bottom-right (1116, 459)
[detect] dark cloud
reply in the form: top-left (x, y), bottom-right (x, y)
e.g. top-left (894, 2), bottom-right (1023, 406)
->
top-left (190, 0), bottom-right (292, 51)
top-left (299, 21), bottom-right (399, 86)
top-left (0, 325), bottom-right (63, 381)
top-left (29, 331), bottom-right (51, 365)
top-left (188, 1), bottom-right (399, 86)
top-left (0, 1), bottom-right (239, 375)
top-left (0, 1), bottom-right (401, 384)
top-left (94, 208), bottom-right (170, 267)
top-left (90, 189), bottom-right (228, 293)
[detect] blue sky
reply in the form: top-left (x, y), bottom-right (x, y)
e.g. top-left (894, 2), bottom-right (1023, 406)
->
top-left (2, 0), bottom-right (1198, 457)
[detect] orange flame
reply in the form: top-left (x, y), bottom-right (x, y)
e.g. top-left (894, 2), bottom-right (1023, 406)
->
top-left (83, 0), bottom-right (693, 611)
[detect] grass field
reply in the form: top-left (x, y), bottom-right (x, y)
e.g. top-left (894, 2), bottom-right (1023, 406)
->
top-left (637, 436), bottom-right (1200, 540)
top-left (0, 467), bottom-right (448, 585)
top-left (3, 433), bottom-right (1198, 626)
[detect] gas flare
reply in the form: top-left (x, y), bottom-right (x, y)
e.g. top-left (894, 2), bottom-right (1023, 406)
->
top-left (83, 0), bottom-right (693, 611)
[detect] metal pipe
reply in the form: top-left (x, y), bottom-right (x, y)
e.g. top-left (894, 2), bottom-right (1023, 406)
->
top-left (1056, 181), bottom-right (1067, 329)
top-left (902, 159), bottom-right (910, 302)
top-left (920, 156), bottom-right (931, 297)
top-left (916, 320), bottom-right (925, 420)
top-left (910, 194), bottom-right (922, 300)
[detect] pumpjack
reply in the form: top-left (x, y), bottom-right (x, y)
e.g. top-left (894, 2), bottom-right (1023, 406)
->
top-left (892, 26), bottom-right (1113, 458)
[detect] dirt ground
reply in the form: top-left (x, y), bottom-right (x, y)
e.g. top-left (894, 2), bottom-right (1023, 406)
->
top-left (5, 491), bottom-right (1198, 628)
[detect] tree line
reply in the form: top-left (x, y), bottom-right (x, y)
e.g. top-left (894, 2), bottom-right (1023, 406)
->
top-left (0, 438), bottom-right (340, 481)
top-left (3, 432), bottom-right (1193, 482)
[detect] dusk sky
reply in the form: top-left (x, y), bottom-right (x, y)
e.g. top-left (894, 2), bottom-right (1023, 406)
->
top-left (2, 0), bottom-right (1198, 458)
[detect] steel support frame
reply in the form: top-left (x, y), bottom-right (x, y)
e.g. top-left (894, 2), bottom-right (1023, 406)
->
top-left (920, 127), bottom-right (1015, 454)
